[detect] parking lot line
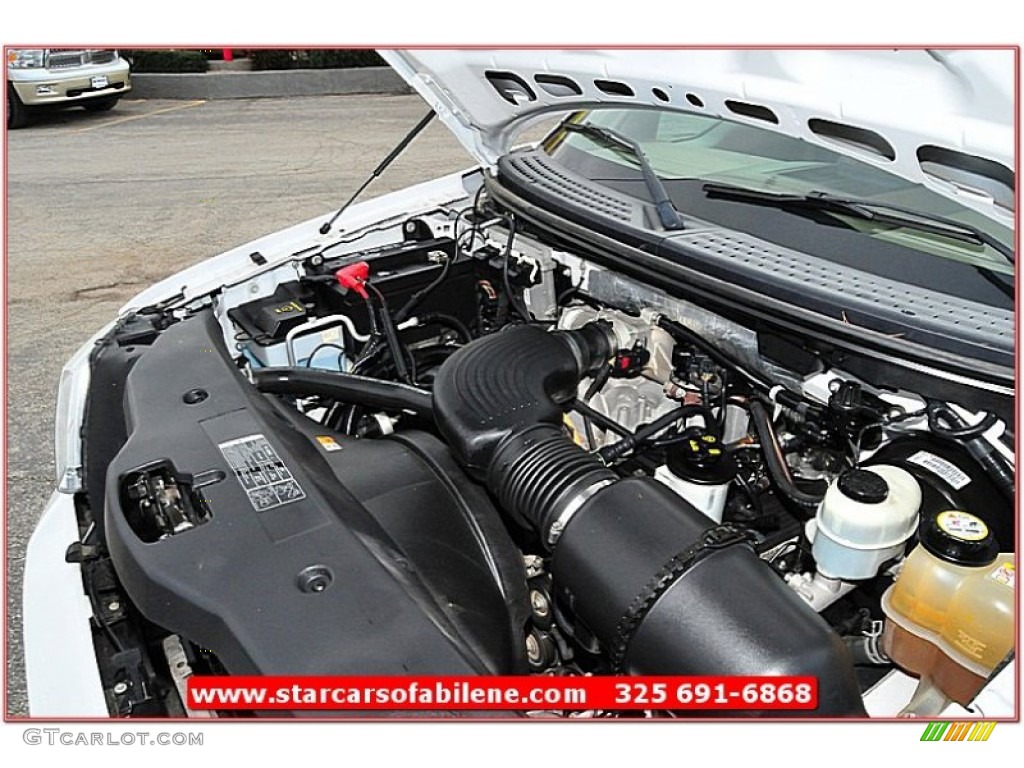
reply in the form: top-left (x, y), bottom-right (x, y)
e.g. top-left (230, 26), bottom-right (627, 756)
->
top-left (71, 99), bottom-right (207, 133)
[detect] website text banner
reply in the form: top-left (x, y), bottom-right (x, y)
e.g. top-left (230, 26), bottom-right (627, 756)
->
top-left (188, 675), bottom-right (818, 711)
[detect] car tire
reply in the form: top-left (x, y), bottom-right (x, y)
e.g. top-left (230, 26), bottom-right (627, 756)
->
top-left (83, 95), bottom-right (121, 112)
top-left (7, 83), bottom-right (30, 129)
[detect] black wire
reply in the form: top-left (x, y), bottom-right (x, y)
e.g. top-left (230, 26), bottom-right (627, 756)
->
top-left (394, 189), bottom-right (486, 327)
top-left (453, 187), bottom-right (485, 251)
top-left (650, 407), bottom-right (721, 446)
top-left (415, 313), bottom-right (472, 343)
top-left (718, 369), bottom-right (729, 428)
top-left (884, 407), bottom-right (928, 424)
top-left (350, 338), bottom-right (419, 383)
top-left (404, 342), bottom-right (418, 384)
top-left (351, 338), bottom-right (385, 374)
top-left (451, 206), bottom-right (472, 247)
top-left (582, 415), bottom-right (597, 449)
top-left (448, 185), bottom-right (487, 255)
top-left (304, 343), bottom-right (348, 369)
top-left (598, 404), bottom-right (720, 463)
top-left (735, 473), bottom-right (764, 517)
top-left (393, 252), bottom-right (454, 324)
top-left (468, 183), bottom-right (486, 251)
top-left (501, 214), bottom-right (531, 322)
top-left (556, 285), bottom-right (580, 306)
top-left (366, 283), bottom-right (412, 384)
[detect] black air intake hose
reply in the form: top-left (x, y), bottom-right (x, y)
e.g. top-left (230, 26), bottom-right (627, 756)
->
top-left (432, 324), bottom-right (865, 716)
top-left (433, 322), bottom-right (615, 479)
top-left (488, 424), bottom-right (616, 541)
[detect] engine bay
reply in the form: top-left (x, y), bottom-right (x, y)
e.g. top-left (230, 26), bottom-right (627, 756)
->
top-left (72, 180), bottom-right (1016, 717)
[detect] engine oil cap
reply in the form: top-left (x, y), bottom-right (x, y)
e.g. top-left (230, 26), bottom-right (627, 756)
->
top-left (920, 510), bottom-right (998, 567)
top-left (837, 469), bottom-right (889, 504)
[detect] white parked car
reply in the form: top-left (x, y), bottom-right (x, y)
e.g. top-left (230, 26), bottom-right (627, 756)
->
top-left (24, 49), bottom-right (1015, 718)
top-left (7, 48), bottom-right (131, 128)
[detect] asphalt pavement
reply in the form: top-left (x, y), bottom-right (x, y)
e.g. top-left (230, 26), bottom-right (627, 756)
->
top-left (4, 94), bottom-right (476, 716)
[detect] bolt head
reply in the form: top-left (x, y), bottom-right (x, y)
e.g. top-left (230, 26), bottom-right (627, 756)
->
top-left (529, 590), bottom-right (550, 617)
top-left (525, 634), bottom-right (541, 661)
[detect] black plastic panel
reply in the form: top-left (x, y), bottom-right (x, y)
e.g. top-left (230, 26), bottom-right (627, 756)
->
top-left (104, 310), bottom-right (529, 680)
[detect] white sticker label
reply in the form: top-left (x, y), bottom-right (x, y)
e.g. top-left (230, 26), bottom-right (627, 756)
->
top-left (906, 450), bottom-right (971, 490)
top-left (936, 510), bottom-right (989, 541)
top-left (218, 434), bottom-right (306, 511)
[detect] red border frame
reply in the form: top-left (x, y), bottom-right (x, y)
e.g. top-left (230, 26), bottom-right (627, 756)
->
top-left (2, 43), bottom-right (1019, 726)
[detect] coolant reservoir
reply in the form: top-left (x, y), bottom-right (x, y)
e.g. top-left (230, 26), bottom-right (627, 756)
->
top-left (881, 511), bottom-right (1015, 707)
top-left (809, 466), bottom-right (921, 580)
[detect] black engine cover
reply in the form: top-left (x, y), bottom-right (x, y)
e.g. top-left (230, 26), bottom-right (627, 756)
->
top-left (104, 311), bottom-right (530, 680)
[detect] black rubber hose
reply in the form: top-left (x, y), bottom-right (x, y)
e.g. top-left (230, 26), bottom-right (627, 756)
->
top-left (843, 635), bottom-right (889, 666)
top-left (432, 323), bottom-right (615, 476)
top-left (926, 402), bottom-right (999, 440)
top-left (252, 368), bottom-right (434, 419)
top-left (597, 404), bottom-right (720, 463)
top-left (926, 402), bottom-right (1014, 502)
top-left (747, 400), bottom-right (824, 513)
top-left (489, 424), bottom-right (617, 538)
top-left (571, 400), bottom-right (631, 438)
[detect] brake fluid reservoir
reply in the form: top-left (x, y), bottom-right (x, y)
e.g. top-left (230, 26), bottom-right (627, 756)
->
top-left (881, 511), bottom-right (1015, 706)
top-left (809, 466), bottom-right (921, 580)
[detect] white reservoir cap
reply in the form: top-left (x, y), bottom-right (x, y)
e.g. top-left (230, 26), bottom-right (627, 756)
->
top-left (812, 465), bottom-right (922, 580)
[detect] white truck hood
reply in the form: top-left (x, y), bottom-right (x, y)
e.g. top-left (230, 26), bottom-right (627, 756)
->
top-left (380, 49), bottom-right (1015, 227)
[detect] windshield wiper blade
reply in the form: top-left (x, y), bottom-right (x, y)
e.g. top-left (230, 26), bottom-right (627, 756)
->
top-left (702, 182), bottom-right (1014, 264)
top-left (563, 123), bottom-right (685, 231)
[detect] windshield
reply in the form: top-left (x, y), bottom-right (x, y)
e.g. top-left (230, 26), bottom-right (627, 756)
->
top-left (546, 109), bottom-right (1014, 307)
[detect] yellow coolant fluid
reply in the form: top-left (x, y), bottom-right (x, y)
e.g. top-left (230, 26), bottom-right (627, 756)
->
top-left (881, 511), bottom-right (1014, 705)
